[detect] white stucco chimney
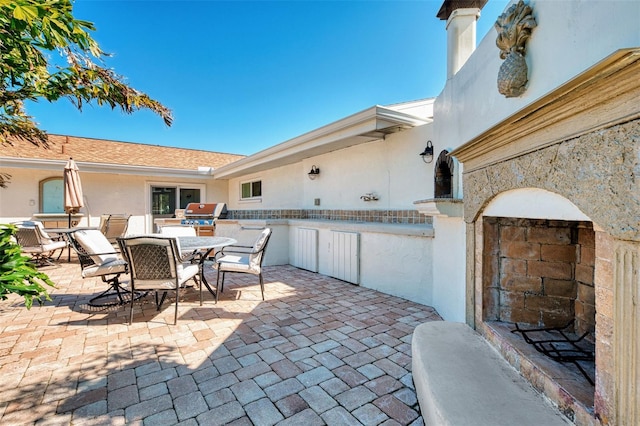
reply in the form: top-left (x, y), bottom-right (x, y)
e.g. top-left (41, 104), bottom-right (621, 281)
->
top-left (437, 0), bottom-right (486, 79)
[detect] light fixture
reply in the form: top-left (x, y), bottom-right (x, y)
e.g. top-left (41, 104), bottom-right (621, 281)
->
top-left (308, 165), bottom-right (320, 180)
top-left (419, 141), bottom-right (434, 163)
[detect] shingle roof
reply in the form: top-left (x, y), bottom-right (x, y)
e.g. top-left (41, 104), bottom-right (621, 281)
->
top-left (2, 134), bottom-right (245, 170)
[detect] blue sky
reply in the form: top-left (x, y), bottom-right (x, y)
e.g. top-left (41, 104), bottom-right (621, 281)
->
top-left (26, 0), bottom-right (509, 155)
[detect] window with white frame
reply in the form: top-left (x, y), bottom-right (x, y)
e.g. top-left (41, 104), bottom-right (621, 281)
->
top-left (241, 179), bottom-right (262, 200)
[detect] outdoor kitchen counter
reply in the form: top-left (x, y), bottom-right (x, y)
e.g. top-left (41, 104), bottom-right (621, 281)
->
top-left (287, 219), bottom-right (434, 237)
top-left (217, 218), bottom-right (434, 237)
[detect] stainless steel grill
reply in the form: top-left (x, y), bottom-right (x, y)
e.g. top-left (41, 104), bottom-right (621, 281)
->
top-left (181, 203), bottom-right (227, 236)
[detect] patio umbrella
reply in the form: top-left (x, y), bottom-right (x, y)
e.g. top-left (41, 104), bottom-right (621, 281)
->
top-left (64, 158), bottom-right (84, 226)
top-left (63, 158), bottom-right (84, 261)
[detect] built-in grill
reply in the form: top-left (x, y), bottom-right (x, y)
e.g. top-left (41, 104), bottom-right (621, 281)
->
top-left (181, 203), bottom-right (227, 236)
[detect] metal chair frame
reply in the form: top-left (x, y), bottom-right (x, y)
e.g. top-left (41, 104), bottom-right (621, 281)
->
top-left (118, 235), bottom-right (199, 325)
top-left (13, 222), bottom-right (66, 266)
top-left (67, 230), bottom-right (140, 307)
top-left (214, 228), bottom-right (272, 303)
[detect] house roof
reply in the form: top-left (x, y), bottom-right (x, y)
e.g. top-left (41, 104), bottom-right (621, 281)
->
top-left (1, 134), bottom-right (245, 178)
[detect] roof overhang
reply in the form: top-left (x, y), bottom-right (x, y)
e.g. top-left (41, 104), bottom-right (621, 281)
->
top-left (213, 105), bottom-right (431, 179)
top-left (0, 157), bottom-right (215, 179)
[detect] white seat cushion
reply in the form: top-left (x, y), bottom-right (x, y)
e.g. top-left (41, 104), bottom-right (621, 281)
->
top-left (82, 259), bottom-right (128, 278)
top-left (74, 230), bottom-right (119, 265)
top-left (216, 254), bottom-right (260, 274)
top-left (41, 240), bottom-right (67, 253)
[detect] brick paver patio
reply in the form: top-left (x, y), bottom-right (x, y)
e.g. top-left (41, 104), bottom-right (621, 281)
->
top-left (0, 257), bottom-right (441, 425)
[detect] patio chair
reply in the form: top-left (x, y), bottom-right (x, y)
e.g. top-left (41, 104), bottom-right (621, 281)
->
top-left (118, 235), bottom-right (199, 325)
top-left (159, 225), bottom-right (196, 237)
top-left (159, 225), bottom-right (202, 263)
top-left (213, 228), bottom-right (272, 302)
top-left (99, 214), bottom-right (131, 245)
top-left (68, 229), bottom-right (139, 306)
top-left (13, 221), bottom-right (67, 266)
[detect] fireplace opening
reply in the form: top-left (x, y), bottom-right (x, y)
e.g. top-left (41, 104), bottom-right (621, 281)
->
top-left (481, 216), bottom-right (596, 414)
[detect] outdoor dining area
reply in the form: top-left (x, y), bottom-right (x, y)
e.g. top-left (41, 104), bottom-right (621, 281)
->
top-left (0, 242), bottom-right (440, 424)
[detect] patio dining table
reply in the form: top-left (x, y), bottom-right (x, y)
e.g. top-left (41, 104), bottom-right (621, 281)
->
top-left (177, 236), bottom-right (236, 304)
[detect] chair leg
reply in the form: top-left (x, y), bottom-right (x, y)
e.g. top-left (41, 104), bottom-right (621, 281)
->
top-left (156, 291), bottom-right (168, 310)
top-left (173, 290), bottom-right (178, 325)
top-left (215, 269), bottom-right (222, 303)
top-left (129, 287), bottom-right (135, 324)
top-left (259, 273), bottom-right (265, 301)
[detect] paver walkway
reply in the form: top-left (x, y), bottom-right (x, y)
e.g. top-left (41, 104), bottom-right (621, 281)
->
top-left (0, 258), bottom-right (441, 425)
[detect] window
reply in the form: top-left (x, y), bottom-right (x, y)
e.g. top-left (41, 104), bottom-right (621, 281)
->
top-left (40, 177), bottom-right (64, 213)
top-left (241, 180), bottom-right (262, 200)
top-left (151, 186), bottom-right (201, 216)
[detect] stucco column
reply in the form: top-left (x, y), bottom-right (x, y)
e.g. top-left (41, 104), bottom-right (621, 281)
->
top-left (445, 8), bottom-right (480, 79)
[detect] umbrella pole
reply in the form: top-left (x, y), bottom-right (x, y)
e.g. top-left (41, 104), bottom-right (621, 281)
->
top-left (67, 213), bottom-right (72, 262)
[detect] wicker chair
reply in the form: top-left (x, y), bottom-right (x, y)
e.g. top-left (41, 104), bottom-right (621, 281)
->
top-left (13, 221), bottom-right (67, 266)
top-left (213, 228), bottom-right (272, 302)
top-left (118, 236), bottom-right (199, 324)
top-left (99, 214), bottom-right (131, 246)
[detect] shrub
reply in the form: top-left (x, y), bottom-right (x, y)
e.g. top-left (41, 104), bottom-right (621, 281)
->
top-left (0, 224), bottom-right (55, 308)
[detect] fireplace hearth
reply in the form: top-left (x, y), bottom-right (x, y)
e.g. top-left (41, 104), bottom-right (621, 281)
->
top-left (512, 320), bottom-right (595, 385)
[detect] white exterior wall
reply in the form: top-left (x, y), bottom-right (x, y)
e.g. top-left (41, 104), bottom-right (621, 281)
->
top-left (289, 221), bottom-right (435, 307)
top-left (431, 216), bottom-right (466, 322)
top-left (0, 167), bottom-right (227, 234)
top-left (309, 124), bottom-right (432, 209)
top-left (226, 124), bottom-right (433, 211)
top-left (359, 231), bottom-right (433, 306)
top-left (434, 0), bottom-right (640, 156)
top-left (225, 163), bottom-right (303, 210)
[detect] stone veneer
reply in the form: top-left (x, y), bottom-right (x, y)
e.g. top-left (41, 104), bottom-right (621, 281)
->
top-left (463, 119), bottom-right (640, 425)
top-left (464, 120), bottom-right (640, 242)
top-left (227, 209), bottom-right (432, 224)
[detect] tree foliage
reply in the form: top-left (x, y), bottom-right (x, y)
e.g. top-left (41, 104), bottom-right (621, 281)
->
top-left (0, 0), bottom-right (173, 148)
top-left (0, 224), bottom-right (55, 309)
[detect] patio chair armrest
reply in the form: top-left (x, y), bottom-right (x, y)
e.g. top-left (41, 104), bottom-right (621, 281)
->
top-left (220, 245), bottom-right (254, 255)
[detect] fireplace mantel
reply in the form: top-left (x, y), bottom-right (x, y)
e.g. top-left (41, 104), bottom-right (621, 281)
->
top-left (451, 48), bottom-right (640, 172)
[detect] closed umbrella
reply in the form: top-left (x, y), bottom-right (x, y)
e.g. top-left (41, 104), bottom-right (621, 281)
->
top-left (64, 158), bottom-right (84, 260)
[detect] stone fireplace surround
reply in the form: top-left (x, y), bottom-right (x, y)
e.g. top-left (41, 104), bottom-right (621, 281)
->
top-left (451, 50), bottom-right (640, 425)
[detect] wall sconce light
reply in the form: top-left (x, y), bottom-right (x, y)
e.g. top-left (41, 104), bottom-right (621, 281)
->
top-left (419, 141), bottom-right (434, 163)
top-left (308, 165), bottom-right (320, 180)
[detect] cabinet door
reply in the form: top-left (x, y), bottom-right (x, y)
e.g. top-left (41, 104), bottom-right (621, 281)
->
top-left (293, 228), bottom-right (318, 272)
top-left (331, 231), bottom-right (359, 284)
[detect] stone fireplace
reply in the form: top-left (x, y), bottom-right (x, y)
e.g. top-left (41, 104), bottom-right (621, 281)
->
top-left (483, 217), bottom-right (596, 341)
top-left (451, 50), bottom-right (640, 425)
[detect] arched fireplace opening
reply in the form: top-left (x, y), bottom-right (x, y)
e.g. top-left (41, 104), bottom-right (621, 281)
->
top-left (480, 214), bottom-right (597, 416)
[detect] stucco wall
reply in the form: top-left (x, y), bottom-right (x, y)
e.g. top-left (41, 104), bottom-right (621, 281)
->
top-left (434, 0), bottom-right (640, 151)
top-left (431, 216), bottom-right (466, 322)
top-left (0, 167), bottom-right (228, 234)
top-left (225, 163), bottom-right (303, 210)
top-left (226, 123), bottom-right (433, 211)
top-left (288, 220), bottom-right (435, 307)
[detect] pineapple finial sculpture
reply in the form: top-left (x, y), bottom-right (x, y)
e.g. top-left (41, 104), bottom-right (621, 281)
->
top-left (495, 0), bottom-right (537, 97)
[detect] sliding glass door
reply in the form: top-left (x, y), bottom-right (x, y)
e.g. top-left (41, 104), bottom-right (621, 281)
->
top-left (150, 185), bottom-right (202, 229)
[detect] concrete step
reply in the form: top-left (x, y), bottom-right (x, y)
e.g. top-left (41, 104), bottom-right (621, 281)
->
top-left (412, 321), bottom-right (572, 426)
